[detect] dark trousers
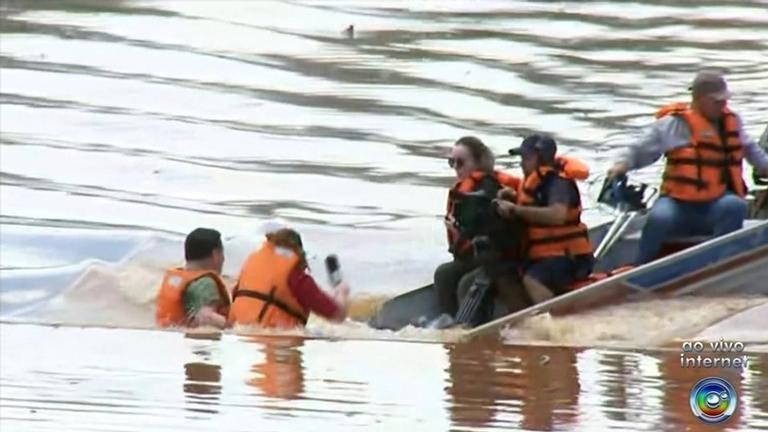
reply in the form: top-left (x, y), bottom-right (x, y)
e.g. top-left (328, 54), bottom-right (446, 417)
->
top-left (524, 254), bottom-right (594, 295)
top-left (436, 259), bottom-right (532, 317)
top-left (456, 264), bottom-right (532, 316)
top-left (433, 258), bottom-right (476, 316)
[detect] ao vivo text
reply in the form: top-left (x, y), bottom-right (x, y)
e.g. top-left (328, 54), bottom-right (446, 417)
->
top-left (679, 339), bottom-right (750, 369)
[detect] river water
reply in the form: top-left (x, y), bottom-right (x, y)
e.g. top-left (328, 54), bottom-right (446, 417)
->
top-left (1, 0), bottom-right (767, 430)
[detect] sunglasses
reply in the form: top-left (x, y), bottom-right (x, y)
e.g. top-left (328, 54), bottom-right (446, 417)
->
top-left (448, 157), bottom-right (465, 169)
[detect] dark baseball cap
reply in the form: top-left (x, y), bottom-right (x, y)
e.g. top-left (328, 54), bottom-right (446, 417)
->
top-left (508, 134), bottom-right (557, 161)
top-left (689, 70), bottom-right (731, 101)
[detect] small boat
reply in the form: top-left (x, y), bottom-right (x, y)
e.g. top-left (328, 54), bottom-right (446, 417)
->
top-left (368, 177), bottom-right (768, 337)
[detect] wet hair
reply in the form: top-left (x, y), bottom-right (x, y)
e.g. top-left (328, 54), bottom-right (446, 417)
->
top-left (455, 136), bottom-right (495, 173)
top-left (266, 228), bottom-right (308, 269)
top-left (185, 228), bottom-right (223, 261)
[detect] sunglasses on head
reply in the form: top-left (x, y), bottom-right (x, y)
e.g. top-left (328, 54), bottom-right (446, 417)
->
top-left (448, 157), bottom-right (465, 169)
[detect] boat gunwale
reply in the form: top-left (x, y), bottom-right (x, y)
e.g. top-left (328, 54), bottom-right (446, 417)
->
top-left (463, 219), bottom-right (768, 340)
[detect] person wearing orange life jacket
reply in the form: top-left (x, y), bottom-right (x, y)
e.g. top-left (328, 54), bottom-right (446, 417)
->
top-left (229, 224), bottom-right (349, 328)
top-left (434, 136), bottom-right (522, 317)
top-left (608, 70), bottom-right (768, 264)
top-left (495, 134), bottom-right (594, 304)
top-left (156, 228), bottom-right (231, 329)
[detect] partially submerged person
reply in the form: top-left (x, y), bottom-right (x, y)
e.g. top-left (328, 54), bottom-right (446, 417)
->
top-left (608, 70), bottom-right (768, 264)
top-left (156, 228), bottom-right (231, 329)
top-left (434, 136), bottom-right (520, 317)
top-left (495, 134), bottom-right (594, 304)
top-left (228, 224), bottom-right (350, 328)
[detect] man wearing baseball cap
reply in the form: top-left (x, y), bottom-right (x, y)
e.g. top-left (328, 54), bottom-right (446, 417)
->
top-left (608, 70), bottom-right (768, 264)
top-left (496, 134), bottom-right (594, 304)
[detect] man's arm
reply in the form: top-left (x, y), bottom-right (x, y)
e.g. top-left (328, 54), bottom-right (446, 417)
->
top-left (495, 177), bottom-right (573, 226)
top-left (183, 277), bottom-right (228, 329)
top-left (517, 177), bottom-right (571, 225)
top-left (611, 116), bottom-right (690, 175)
top-left (738, 119), bottom-right (768, 176)
top-left (194, 306), bottom-right (228, 328)
top-left (760, 124), bottom-right (768, 149)
top-left (615, 119), bottom-right (665, 172)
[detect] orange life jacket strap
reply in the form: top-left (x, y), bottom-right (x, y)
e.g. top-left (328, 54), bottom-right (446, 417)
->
top-left (693, 140), bottom-right (741, 151)
top-left (666, 157), bottom-right (741, 167)
top-left (234, 288), bottom-right (308, 325)
top-left (661, 174), bottom-right (707, 188)
top-left (526, 219), bottom-right (582, 228)
top-left (526, 228), bottom-right (589, 246)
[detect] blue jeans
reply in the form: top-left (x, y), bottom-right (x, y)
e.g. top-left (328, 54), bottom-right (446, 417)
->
top-left (525, 255), bottom-right (594, 295)
top-left (636, 193), bottom-right (748, 264)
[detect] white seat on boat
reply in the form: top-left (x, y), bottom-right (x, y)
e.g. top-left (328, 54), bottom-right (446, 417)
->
top-left (744, 219), bottom-right (764, 228)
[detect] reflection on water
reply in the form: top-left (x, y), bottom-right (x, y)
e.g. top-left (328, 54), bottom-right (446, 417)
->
top-left (184, 362), bottom-right (222, 414)
top-left (183, 332), bottom-right (223, 416)
top-left (447, 343), bottom-right (580, 430)
top-left (247, 336), bottom-right (305, 400)
top-left (2, 323), bottom-right (768, 431)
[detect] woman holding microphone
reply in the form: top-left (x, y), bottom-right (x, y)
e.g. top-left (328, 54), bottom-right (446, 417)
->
top-left (229, 222), bottom-right (350, 328)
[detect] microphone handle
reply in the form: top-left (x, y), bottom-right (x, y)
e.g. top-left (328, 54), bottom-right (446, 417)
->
top-left (325, 254), bottom-right (343, 286)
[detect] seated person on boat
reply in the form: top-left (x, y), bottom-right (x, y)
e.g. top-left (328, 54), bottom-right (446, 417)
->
top-left (434, 136), bottom-right (522, 316)
top-left (495, 134), bottom-right (595, 304)
top-left (155, 228), bottom-right (231, 329)
top-left (228, 224), bottom-right (350, 328)
top-left (608, 70), bottom-right (768, 264)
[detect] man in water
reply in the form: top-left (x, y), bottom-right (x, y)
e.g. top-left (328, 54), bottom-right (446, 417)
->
top-left (155, 228), bottom-right (231, 329)
top-left (608, 70), bottom-right (768, 264)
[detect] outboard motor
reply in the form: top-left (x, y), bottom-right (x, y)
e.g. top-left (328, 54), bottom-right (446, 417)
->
top-left (597, 174), bottom-right (648, 211)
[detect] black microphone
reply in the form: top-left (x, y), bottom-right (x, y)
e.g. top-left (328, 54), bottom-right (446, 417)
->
top-left (325, 254), bottom-right (343, 286)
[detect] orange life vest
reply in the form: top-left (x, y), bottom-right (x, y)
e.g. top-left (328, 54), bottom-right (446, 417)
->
top-left (658, 102), bottom-right (746, 202)
top-left (228, 241), bottom-right (309, 328)
top-left (446, 170), bottom-right (521, 255)
top-left (155, 268), bottom-right (230, 328)
top-left (517, 156), bottom-right (593, 260)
